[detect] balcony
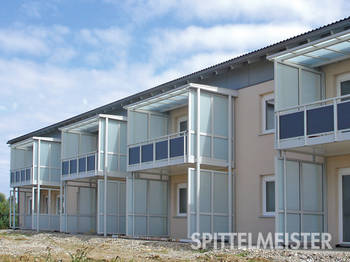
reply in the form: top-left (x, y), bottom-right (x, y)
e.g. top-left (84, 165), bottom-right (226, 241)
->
top-left (128, 131), bottom-right (188, 172)
top-left (126, 83), bottom-right (236, 173)
top-left (276, 94), bottom-right (350, 152)
top-left (10, 167), bottom-right (33, 187)
top-left (60, 114), bottom-right (127, 181)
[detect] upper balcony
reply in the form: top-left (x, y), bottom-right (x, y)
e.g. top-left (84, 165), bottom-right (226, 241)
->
top-left (10, 137), bottom-right (61, 187)
top-left (60, 114), bottom-right (127, 181)
top-left (125, 83), bottom-right (237, 173)
top-left (268, 29), bottom-right (350, 155)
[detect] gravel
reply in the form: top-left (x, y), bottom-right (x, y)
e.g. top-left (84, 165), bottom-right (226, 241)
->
top-left (0, 230), bottom-right (350, 261)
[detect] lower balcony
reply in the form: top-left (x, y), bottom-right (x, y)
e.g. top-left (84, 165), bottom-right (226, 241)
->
top-left (277, 94), bottom-right (350, 154)
top-left (61, 152), bottom-right (98, 180)
top-left (128, 131), bottom-right (188, 172)
top-left (10, 167), bottom-right (32, 187)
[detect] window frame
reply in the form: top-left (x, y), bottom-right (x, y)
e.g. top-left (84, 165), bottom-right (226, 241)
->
top-left (262, 175), bottom-right (275, 217)
top-left (336, 72), bottom-right (350, 97)
top-left (177, 183), bottom-right (187, 217)
top-left (261, 93), bottom-right (275, 134)
top-left (177, 116), bottom-right (188, 133)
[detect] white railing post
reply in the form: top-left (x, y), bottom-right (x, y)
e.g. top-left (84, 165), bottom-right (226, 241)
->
top-left (304, 106), bottom-right (307, 145)
top-left (334, 98), bottom-right (338, 141)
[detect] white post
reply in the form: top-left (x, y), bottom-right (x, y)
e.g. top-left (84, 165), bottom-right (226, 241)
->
top-left (196, 88), bottom-right (200, 233)
top-left (104, 117), bottom-right (108, 237)
top-left (31, 187), bottom-right (35, 230)
top-left (48, 189), bottom-right (51, 229)
top-left (13, 188), bottom-right (16, 228)
top-left (65, 181), bottom-right (68, 233)
top-left (60, 181), bottom-right (63, 232)
top-left (9, 190), bottom-right (12, 228)
top-left (334, 98), bottom-right (338, 141)
top-left (228, 95), bottom-right (233, 233)
top-left (37, 139), bottom-right (41, 232)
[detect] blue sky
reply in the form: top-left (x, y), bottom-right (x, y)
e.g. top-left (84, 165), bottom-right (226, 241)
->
top-left (0, 0), bottom-right (349, 196)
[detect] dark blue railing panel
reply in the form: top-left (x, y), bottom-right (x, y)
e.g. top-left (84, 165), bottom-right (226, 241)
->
top-left (141, 144), bottom-right (153, 162)
top-left (70, 159), bottom-right (77, 174)
top-left (307, 105), bottom-right (334, 135)
top-left (26, 169), bottom-right (31, 181)
top-left (62, 161), bottom-right (69, 175)
top-left (21, 170), bottom-right (25, 181)
top-left (279, 111), bottom-right (304, 139)
top-left (10, 172), bottom-right (14, 183)
top-left (79, 157), bottom-right (86, 173)
top-left (16, 171), bottom-right (20, 182)
top-left (170, 136), bottom-right (184, 157)
top-left (338, 101), bottom-right (350, 130)
top-left (87, 155), bottom-right (95, 172)
top-left (156, 140), bottom-right (168, 160)
top-left (129, 146), bottom-right (140, 165)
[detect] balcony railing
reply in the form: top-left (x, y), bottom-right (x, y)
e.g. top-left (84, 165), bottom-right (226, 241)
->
top-left (128, 131), bottom-right (188, 171)
top-left (62, 152), bottom-right (97, 178)
top-left (276, 94), bottom-right (350, 149)
top-left (10, 167), bottom-right (32, 186)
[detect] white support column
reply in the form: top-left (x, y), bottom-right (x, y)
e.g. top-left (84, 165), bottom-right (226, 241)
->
top-left (9, 190), bottom-right (12, 228)
top-left (13, 188), bottom-right (16, 228)
top-left (65, 181), bottom-right (68, 233)
top-left (104, 117), bottom-right (109, 237)
top-left (196, 88), bottom-right (201, 234)
top-left (283, 151), bottom-right (287, 240)
top-left (36, 139), bottom-right (41, 232)
top-left (32, 187), bottom-right (35, 230)
top-left (59, 181), bottom-right (63, 232)
top-left (228, 95), bottom-right (233, 233)
top-left (48, 189), bottom-right (52, 229)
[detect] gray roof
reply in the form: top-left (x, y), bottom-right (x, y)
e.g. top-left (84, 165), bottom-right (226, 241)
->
top-left (7, 16), bottom-right (350, 145)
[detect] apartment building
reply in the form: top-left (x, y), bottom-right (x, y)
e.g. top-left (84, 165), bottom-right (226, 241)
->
top-left (7, 17), bottom-right (350, 246)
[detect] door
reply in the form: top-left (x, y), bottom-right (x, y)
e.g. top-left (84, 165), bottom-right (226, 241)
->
top-left (340, 171), bottom-right (350, 244)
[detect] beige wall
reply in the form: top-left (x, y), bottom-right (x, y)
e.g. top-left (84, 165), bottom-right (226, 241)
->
top-left (234, 80), bottom-right (276, 240)
top-left (169, 174), bottom-right (187, 239)
top-left (322, 58), bottom-right (350, 99)
top-left (168, 106), bottom-right (188, 134)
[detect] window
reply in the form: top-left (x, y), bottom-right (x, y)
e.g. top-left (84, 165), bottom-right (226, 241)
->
top-left (177, 116), bottom-right (188, 133)
top-left (262, 94), bottom-right (275, 133)
top-left (177, 183), bottom-right (187, 216)
top-left (262, 175), bottom-right (275, 216)
top-left (337, 73), bottom-right (350, 101)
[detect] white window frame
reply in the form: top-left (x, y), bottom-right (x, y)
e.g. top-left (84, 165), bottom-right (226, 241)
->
top-left (336, 72), bottom-right (350, 97)
top-left (177, 116), bottom-right (188, 133)
top-left (261, 93), bottom-right (275, 134)
top-left (177, 183), bottom-right (187, 216)
top-left (262, 175), bottom-right (275, 217)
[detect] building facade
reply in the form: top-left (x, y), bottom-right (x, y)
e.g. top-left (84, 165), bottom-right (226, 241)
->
top-left (7, 17), bottom-right (350, 246)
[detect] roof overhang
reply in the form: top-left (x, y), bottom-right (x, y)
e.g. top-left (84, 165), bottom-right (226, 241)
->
top-left (267, 29), bottom-right (350, 68)
top-left (59, 114), bottom-right (127, 133)
top-left (125, 83), bottom-right (238, 112)
top-left (10, 136), bottom-right (61, 149)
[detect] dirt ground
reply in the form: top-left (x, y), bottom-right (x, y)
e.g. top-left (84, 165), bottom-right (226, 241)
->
top-left (1, 230), bottom-right (350, 261)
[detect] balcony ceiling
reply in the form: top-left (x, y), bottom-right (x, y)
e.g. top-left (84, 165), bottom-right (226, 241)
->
top-left (129, 88), bottom-right (188, 112)
top-left (269, 30), bottom-right (350, 68)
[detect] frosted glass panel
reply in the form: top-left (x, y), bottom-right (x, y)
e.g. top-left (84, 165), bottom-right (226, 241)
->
top-left (149, 181), bottom-right (167, 215)
top-left (276, 159), bottom-right (284, 210)
top-left (108, 120), bottom-right (119, 153)
top-left (119, 156), bottom-right (127, 172)
top-left (213, 94), bottom-right (228, 137)
top-left (120, 123), bottom-right (127, 154)
top-left (213, 216), bottom-right (228, 233)
top-left (301, 70), bottom-right (321, 104)
top-left (200, 215), bottom-right (211, 233)
top-left (276, 63), bottom-right (299, 110)
top-left (200, 171), bottom-right (211, 212)
top-left (51, 143), bottom-right (61, 168)
top-left (134, 180), bottom-right (147, 213)
top-left (134, 112), bottom-right (148, 144)
top-left (190, 90), bottom-right (197, 130)
top-left (213, 137), bottom-right (228, 160)
top-left (189, 169), bottom-right (196, 212)
top-left (150, 115), bottom-right (167, 139)
top-left (213, 173), bottom-right (228, 213)
top-left (200, 135), bottom-right (211, 158)
top-left (100, 118), bottom-right (106, 151)
top-left (302, 163), bottom-right (322, 212)
top-left (149, 217), bottom-right (167, 236)
top-left (40, 167), bottom-right (49, 182)
top-left (107, 154), bottom-right (118, 172)
top-left (286, 161), bottom-right (299, 210)
top-left (200, 92), bottom-right (212, 133)
top-left (63, 132), bottom-right (79, 158)
top-left (302, 214), bottom-right (322, 233)
top-left (40, 141), bottom-right (50, 166)
top-left (80, 135), bottom-right (97, 155)
top-left (134, 216), bottom-right (147, 235)
top-left (287, 214), bottom-right (300, 234)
